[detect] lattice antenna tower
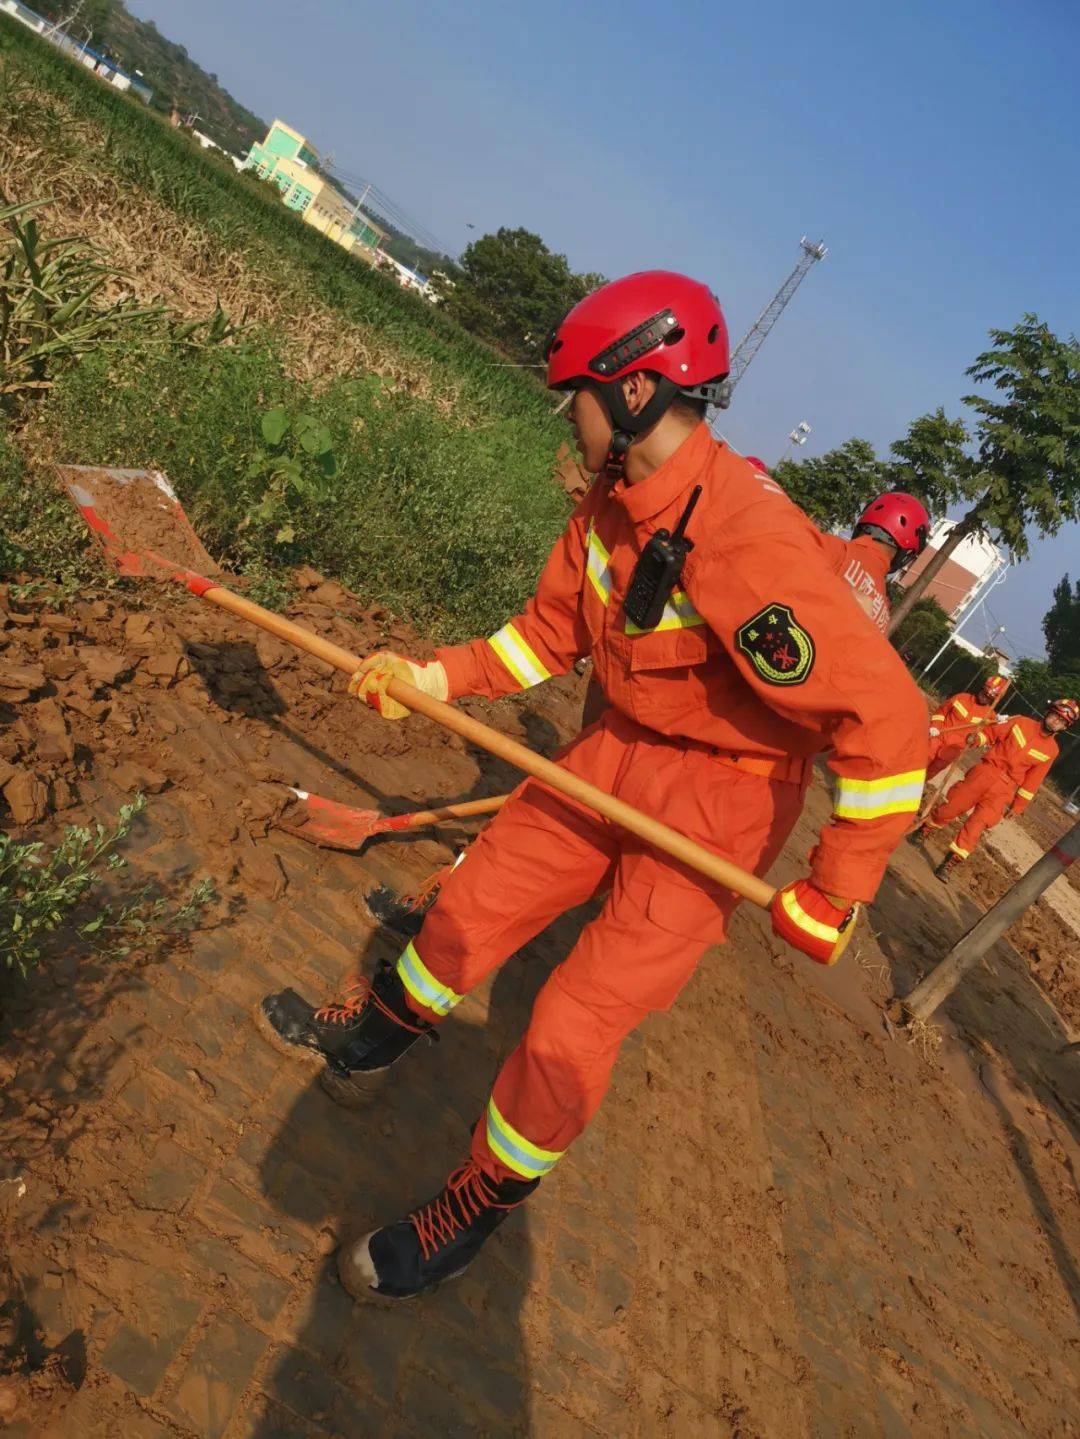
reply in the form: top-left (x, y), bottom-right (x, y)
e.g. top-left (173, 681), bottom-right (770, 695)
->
top-left (712, 236), bottom-right (826, 414)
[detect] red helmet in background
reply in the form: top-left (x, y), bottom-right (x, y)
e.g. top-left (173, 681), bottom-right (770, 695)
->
top-left (853, 491), bottom-right (930, 573)
top-left (545, 271), bottom-right (729, 474)
top-left (745, 456), bottom-right (769, 473)
top-left (980, 675), bottom-right (1008, 702)
top-left (1047, 697), bottom-right (1079, 728)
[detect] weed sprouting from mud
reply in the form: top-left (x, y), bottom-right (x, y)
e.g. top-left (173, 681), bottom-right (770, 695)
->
top-left (0, 796), bottom-right (214, 975)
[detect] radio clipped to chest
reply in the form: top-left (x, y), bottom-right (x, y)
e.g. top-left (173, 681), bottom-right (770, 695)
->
top-left (622, 485), bottom-right (702, 631)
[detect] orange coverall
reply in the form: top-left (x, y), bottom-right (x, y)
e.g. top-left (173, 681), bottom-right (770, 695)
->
top-left (395, 424), bottom-right (927, 1185)
top-left (926, 691), bottom-right (997, 778)
top-left (816, 532), bottom-right (892, 633)
top-left (928, 714), bottom-right (1058, 859)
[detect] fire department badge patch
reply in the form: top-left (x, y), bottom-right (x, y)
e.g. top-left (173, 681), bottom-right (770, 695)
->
top-left (735, 604), bottom-right (815, 686)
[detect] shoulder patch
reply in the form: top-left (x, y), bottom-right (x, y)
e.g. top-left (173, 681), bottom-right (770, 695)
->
top-left (735, 603), bottom-right (815, 686)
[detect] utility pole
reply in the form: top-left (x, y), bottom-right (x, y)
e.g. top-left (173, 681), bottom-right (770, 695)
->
top-left (348, 183), bottom-right (372, 244)
top-left (901, 819), bottom-right (1080, 1022)
top-left (920, 569), bottom-right (1010, 682)
top-left (712, 236), bottom-right (827, 414)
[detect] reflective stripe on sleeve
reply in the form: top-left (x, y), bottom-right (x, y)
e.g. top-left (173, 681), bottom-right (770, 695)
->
top-left (1017, 788), bottom-right (1034, 801)
top-left (487, 623), bottom-right (552, 690)
top-left (1011, 723), bottom-right (1026, 747)
top-left (625, 587), bottom-right (706, 635)
top-left (485, 1097), bottom-right (563, 1179)
top-left (1028, 749), bottom-right (1050, 763)
top-left (833, 769), bottom-right (926, 821)
top-left (779, 887), bottom-right (840, 945)
top-left (585, 524), bottom-right (612, 606)
top-left (396, 940), bottom-right (463, 1017)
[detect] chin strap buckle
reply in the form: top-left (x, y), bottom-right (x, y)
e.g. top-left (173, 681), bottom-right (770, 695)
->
top-left (602, 429), bottom-right (633, 482)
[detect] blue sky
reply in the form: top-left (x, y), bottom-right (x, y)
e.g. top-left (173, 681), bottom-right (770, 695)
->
top-left (130, 0), bottom-right (1078, 660)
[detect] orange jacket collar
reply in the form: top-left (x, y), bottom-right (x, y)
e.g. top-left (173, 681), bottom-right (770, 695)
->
top-left (610, 422), bottom-right (716, 524)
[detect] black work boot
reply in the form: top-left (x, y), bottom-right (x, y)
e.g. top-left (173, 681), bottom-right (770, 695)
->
top-left (935, 853), bottom-right (962, 885)
top-left (362, 884), bottom-right (427, 939)
top-left (338, 1160), bottom-right (537, 1302)
top-left (257, 960), bottom-right (435, 1108)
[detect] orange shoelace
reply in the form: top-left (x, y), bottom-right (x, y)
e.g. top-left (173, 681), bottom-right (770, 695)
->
top-left (314, 977), bottom-right (425, 1033)
top-left (399, 860), bottom-right (454, 915)
top-left (409, 1161), bottom-right (515, 1261)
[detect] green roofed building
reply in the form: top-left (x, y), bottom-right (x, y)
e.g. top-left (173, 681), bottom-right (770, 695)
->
top-left (243, 119), bottom-right (386, 258)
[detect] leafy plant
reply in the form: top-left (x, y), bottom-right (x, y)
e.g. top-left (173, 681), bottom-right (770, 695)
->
top-left (240, 406), bottom-right (338, 544)
top-left (0, 194), bottom-right (164, 411)
top-left (79, 876), bottom-right (215, 957)
top-left (0, 795), bottom-right (213, 975)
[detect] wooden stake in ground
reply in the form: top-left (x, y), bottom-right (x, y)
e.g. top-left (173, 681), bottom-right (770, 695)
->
top-left (901, 819), bottom-right (1080, 1023)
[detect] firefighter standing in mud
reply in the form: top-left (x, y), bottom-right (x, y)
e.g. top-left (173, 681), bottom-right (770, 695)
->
top-left (913, 698), bottom-right (1077, 882)
top-left (262, 271), bottom-right (928, 1302)
top-left (924, 674), bottom-right (1008, 779)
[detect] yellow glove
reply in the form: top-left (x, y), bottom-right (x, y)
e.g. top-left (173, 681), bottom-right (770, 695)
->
top-left (348, 652), bottom-right (449, 720)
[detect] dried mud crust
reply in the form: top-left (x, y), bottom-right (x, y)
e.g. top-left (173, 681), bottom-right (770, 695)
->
top-left (59, 467), bottom-right (219, 579)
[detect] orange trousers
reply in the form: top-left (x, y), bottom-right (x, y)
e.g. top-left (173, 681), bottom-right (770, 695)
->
top-left (927, 763), bottom-right (1012, 859)
top-left (926, 733), bottom-right (965, 781)
top-left (395, 709), bottom-right (807, 1184)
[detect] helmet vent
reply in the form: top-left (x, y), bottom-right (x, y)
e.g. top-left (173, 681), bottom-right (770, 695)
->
top-left (708, 324), bottom-right (720, 344)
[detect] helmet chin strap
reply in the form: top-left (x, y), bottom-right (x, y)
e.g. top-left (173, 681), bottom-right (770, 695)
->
top-left (588, 377), bottom-right (680, 481)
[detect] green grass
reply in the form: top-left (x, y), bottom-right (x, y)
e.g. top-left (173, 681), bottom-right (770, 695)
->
top-left (43, 339), bottom-right (569, 639)
top-left (0, 15), bottom-right (573, 640)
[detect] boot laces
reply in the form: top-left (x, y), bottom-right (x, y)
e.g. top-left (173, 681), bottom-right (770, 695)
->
top-left (314, 975), bottom-right (425, 1033)
top-left (409, 1161), bottom-right (515, 1262)
top-left (400, 861), bottom-right (453, 915)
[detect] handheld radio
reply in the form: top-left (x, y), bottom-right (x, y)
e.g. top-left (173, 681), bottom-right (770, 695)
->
top-left (622, 485), bottom-right (702, 631)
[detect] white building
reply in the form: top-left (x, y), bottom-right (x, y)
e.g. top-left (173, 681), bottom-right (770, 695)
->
top-left (897, 517), bottom-right (1007, 620)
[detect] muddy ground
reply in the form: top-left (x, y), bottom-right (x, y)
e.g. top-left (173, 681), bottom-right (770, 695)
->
top-left (0, 573), bottom-right (1077, 1437)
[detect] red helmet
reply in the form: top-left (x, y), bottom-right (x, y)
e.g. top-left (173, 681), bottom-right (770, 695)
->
top-left (853, 492), bottom-right (930, 573)
top-left (745, 456), bottom-right (769, 473)
top-left (545, 271), bottom-right (729, 474)
top-left (980, 675), bottom-right (1008, 701)
top-left (1047, 697), bottom-right (1079, 727)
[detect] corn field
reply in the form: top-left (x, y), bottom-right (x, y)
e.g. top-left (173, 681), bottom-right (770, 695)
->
top-left (0, 15), bottom-right (570, 640)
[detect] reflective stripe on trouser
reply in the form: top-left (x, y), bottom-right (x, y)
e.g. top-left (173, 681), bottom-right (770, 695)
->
top-left (929, 764), bottom-right (1011, 862)
top-left (399, 708), bottom-right (807, 1182)
top-left (396, 940), bottom-right (463, 1017)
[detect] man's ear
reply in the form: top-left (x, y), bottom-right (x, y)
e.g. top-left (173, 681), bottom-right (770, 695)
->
top-left (619, 370), bottom-right (656, 417)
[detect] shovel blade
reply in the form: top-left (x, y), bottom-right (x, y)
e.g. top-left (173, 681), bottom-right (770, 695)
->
top-left (56, 465), bottom-right (219, 580)
top-left (278, 789), bottom-right (389, 851)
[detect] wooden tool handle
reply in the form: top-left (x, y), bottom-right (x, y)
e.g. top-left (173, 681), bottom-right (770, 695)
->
top-left (196, 581), bottom-right (777, 910)
top-left (389, 795), bottom-right (508, 830)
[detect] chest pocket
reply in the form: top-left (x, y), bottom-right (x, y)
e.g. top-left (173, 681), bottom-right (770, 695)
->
top-left (628, 625), bottom-right (712, 672)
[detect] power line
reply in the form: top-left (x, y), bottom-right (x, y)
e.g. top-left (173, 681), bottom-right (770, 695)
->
top-left (323, 162), bottom-right (456, 261)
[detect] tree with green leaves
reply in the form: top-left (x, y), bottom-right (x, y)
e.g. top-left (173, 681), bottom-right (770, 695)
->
top-left (772, 437), bottom-right (885, 532)
top-left (889, 315), bottom-right (1080, 632)
top-left (891, 594), bottom-right (952, 671)
top-left (1042, 574), bottom-right (1080, 675)
top-left (773, 408), bottom-right (970, 536)
top-left (432, 228), bottom-right (604, 365)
